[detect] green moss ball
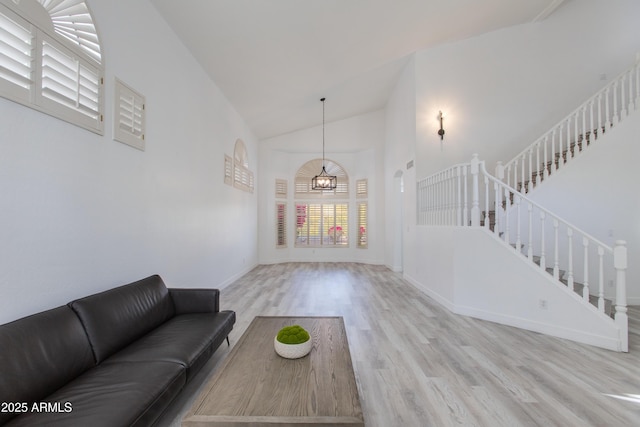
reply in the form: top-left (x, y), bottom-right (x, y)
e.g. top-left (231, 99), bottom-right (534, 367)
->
top-left (276, 325), bottom-right (310, 344)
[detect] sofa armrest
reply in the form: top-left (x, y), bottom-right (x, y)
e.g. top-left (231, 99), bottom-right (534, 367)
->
top-left (169, 288), bottom-right (220, 314)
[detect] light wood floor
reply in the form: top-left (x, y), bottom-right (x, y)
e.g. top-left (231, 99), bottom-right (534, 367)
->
top-left (158, 262), bottom-right (640, 427)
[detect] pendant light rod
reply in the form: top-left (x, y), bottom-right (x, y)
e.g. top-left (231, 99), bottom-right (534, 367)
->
top-left (321, 97), bottom-right (326, 166)
top-left (311, 97), bottom-right (337, 190)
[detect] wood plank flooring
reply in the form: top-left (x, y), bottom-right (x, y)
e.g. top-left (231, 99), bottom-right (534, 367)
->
top-left (158, 262), bottom-right (640, 427)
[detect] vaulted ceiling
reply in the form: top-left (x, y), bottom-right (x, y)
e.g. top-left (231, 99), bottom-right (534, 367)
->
top-left (149, 0), bottom-right (567, 140)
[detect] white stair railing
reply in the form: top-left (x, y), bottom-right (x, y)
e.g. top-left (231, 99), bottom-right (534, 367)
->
top-left (501, 57), bottom-right (640, 193)
top-left (417, 154), bottom-right (628, 352)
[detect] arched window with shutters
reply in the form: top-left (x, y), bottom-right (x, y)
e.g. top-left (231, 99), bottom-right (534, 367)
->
top-left (294, 159), bottom-right (349, 247)
top-left (0, 0), bottom-right (104, 133)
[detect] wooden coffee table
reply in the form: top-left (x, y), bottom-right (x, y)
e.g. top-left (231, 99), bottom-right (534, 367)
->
top-left (182, 316), bottom-right (364, 426)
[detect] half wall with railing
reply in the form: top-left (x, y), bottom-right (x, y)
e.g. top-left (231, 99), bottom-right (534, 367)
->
top-left (417, 154), bottom-right (628, 351)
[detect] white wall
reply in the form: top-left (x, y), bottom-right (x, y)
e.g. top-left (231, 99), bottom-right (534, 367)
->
top-left (258, 110), bottom-right (385, 265)
top-left (0, 0), bottom-right (258, 324)
top-left (413, 0), bottom-right (640, 180)
top-left (384, 58), bottom-right (417, 273)
top-left (405, 227), bottom-right (623, 351)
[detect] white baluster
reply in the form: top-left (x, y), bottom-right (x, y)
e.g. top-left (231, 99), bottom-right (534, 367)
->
top-left (520, 155), bottom-right (525, 193)
top-left (581, 107), bottom-right (586, 152)
top-left (527, 149), bottom-right (532, 191)
top-left (597, 94), bottom-right (603, 139)
top-left (456, 166), bottom-right (462, 226)
top-left (543, 135), bottom-right (549, 179)
top-left (494, 182), bottom-right (501, 235)
top-left (527, 203), bottom-right (533, 260)
top-left (567, 228), bottom-right (574, 291)
top-left (553, 219), bottom-right (560, 280)
top-left (635, 59), bottom-right (640, 109)
top-left (613, 81), bottom-right (620, 125)
top-left (535, 142), bottom-right (540, 187)
top-left (504, 188), bottom-right (510, 243)
top-left (598, 246), bottom-right (605, 312)
top-left (582, 237), bottom-right (590, 301)
top-left (629, 69), bottom-right (635, 113)
top-left (539, 212), bottom-right (546, 271)
top-left (551, 129), bottom-right (556, 173)
top-left (470, 155), bottom-right (480, 227)
top-left (589, 101), bottom-right (594, 146)
top-left (621, 74), bottom-right (628, 119)
top-left (557, 124), bottom-right (564, 170)
top-left (463, 166), bottom-right (468, 226)
top-left (515, 196), bottom-right (522, 253)
top-left (605, 87), bottom-right (611, 129)
top-left (484, 175), bottom-right (490, 230)
top-left (614, 240), bottom-right (628, 352)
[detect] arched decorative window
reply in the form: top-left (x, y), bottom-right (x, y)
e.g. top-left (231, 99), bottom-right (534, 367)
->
top-left (231, 139), bottom-right (254, 192)
top-left (294, 159), bottom-right (349, 247)
top-left (294, 159), bottom-right (348, 198)
top-left (0, 0), bottom-right (104, 133)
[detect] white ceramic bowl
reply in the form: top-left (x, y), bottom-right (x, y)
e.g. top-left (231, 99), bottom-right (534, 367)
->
top-left (274, 336), bottom-right (312, 359)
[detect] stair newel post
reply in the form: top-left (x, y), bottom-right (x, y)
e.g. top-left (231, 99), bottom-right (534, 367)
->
top-left (553, 219), bottom-right (560, 280)
top-left (470, 154), bottom-right (480, 227)
top-left (513, 161), bottom-right (518, 191)
top-left (527, 203), bottom-right (533, 260)
top-left (598, 246), bottom-right (605, 312)
top-left (515, 195), bottom-right (522, 253)
top-left (539, 212), bottom-right (546, 271)
top-left (582, 237), bottom-right (590, 301)
top-left (567, 228), bottom-right (574, 291)
top-left (613, 240), bottom-right (628, 352)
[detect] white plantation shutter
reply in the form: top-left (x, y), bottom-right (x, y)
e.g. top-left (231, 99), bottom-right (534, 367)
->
top-left (276, 203), bottom-right (287, 248)
top-left (295, 203), bottom-right (348, 247)
top-left (45, 0), bottom-right (102, 63)
top-left (0, 0), bottom-right (103, 133)
top-left (114, 78), bottom-right (145, 150)
top-left (0, 8), bottom-right (32, 101)
top-left (41, 37), bottom-right (101, 125)
top-left (357, 202), bottom-right (368, 248)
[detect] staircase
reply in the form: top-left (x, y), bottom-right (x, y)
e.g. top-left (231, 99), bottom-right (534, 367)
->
top-left (415, 58), bottom-right (639, 352)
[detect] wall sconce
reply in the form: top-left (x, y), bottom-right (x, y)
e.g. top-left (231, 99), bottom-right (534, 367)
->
top-left (437, 111), bottom-right (445, 140)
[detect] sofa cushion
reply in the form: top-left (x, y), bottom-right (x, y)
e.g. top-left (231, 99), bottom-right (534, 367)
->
top-left (4, 361), bottom-right (185, 427)
top-left (0, 306), bottom-right (95, 425)
top-left (104, 311), bottom-right (235, 380)
top-left (69, 275), bottom-right (176, 363)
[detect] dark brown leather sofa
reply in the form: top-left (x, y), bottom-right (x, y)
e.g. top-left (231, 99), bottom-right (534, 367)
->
top-left (0, 275), bottom-right (235, 426)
